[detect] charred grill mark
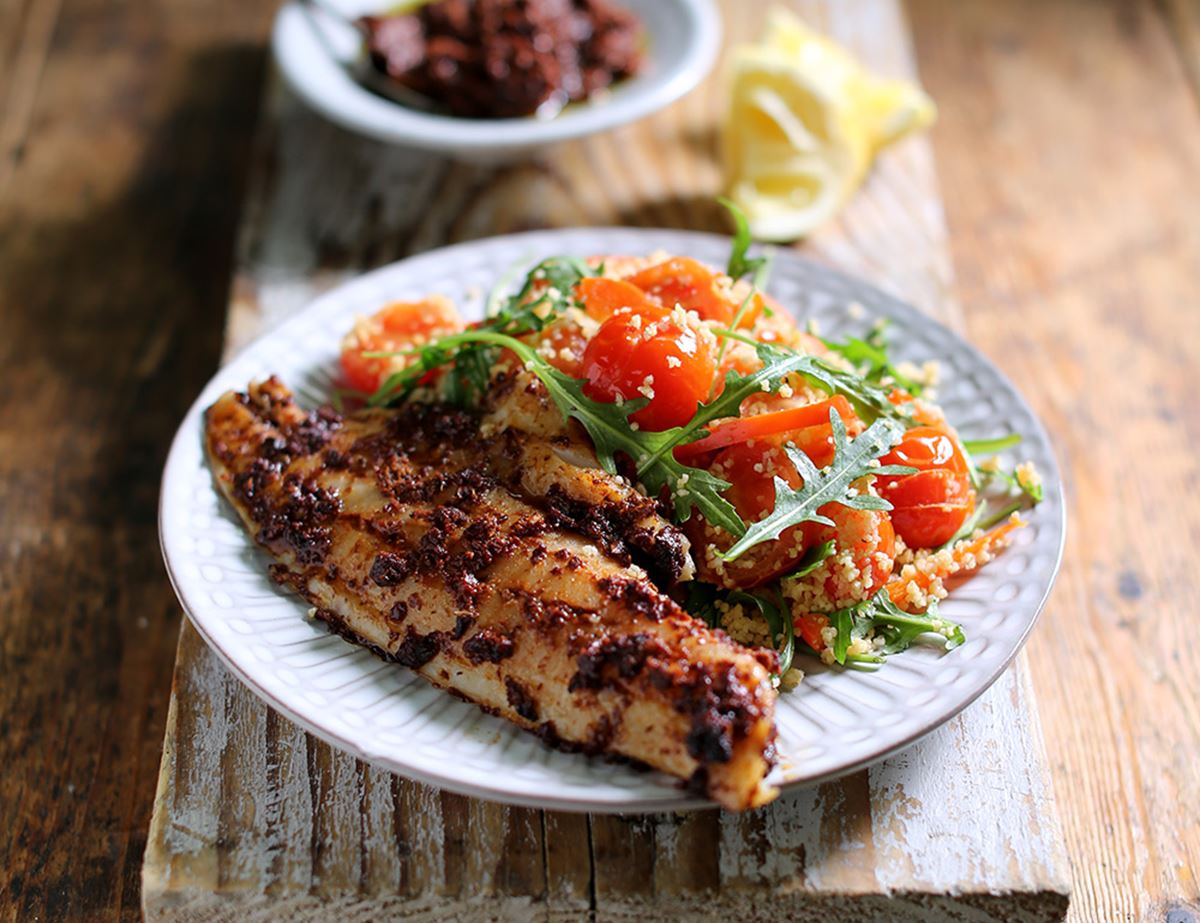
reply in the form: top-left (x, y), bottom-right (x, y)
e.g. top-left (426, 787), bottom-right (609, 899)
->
top-left (452, 614), bottom-right (475, 639)
top-left (569, 632), bottom-right (669, 692)
top-left (323, 448), bottom-right (349, 469)
top-left (463, 627), bottom-right (515, 664)
top-left (314, 609), bottom-right (445, 670)
top-left (497, 471), bottom-right (689, 583)
top-left (506, 588), bottom-right (591, 629)
top-left (535, 719), bottom-right (652, 766)
top-left (371, 552), bottom-right (411, 586)
top-left (288, 405), bottom-right (343, 456)
top-left (649, 661), bottom-right (775, 768)
top-left (252, 473), bottom-right (340, 565)
top-left (393, 627), bottom-right (444, 669)
top-left (387, 600), bottom-right (408, 624)
top-left (628, 523), bottom-right (689, 584)
top-left (504, 677), bottom-right (538, 722)
top-left (377, 464), bottom-right (498, 507)
top-left (597, 576), bottom-right (681, 623)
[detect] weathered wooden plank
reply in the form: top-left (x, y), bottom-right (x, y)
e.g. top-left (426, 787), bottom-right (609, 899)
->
top-left (143, 2), bottom-right (1071, 920)
top-left (910, 2), bottom-right (1200, 920)
top-left (1161, 0), bottom-right (1200, 106)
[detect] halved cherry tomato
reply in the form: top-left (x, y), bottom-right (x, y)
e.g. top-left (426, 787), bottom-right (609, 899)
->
top-left (690, 440), bottom-right (895, 593)
top-left (581, 307), bottom-right (716, 432)
top-left (789, 506), bottom-right (900, 650)
top-left (673, 397), bottom-right (860, 464)
top-left (879, 426), bottom-right (970, 477)
top-left (876, 425), bottom-right (974, 548)
top-left (536, 318), bottom-right (589, 376)
top-left (340, 297), bottom-right (463, 394)
top-left (810, 505), bottom-right (896, 603)
top-left (574, 277), bottom-right (663, 323)
top-left (689, 441), bottom-right (820, 588)
top-left (627, 257), bottom-right (763, 328)
top-left (796, 613), bottom-right (830, 652)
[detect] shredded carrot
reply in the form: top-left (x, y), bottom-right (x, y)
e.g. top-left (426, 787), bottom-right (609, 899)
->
top-left (887, 515), bottom-right (1025, 608)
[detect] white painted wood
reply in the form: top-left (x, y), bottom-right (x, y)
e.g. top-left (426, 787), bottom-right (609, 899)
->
top-left (144, 2), bottom-right (1072, 919)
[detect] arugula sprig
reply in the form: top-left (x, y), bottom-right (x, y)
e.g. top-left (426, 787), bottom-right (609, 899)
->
top-left (825, 589), bottom-right (965, 666)
top-left (821, 319), bottom-right (924, 397)
top-left (684, 583), bottom-right (795, 677)
top-left (720, 197), bottom-right (771, 284)
top-left (721, 408), bottom-right (916, 562)
top-left (961, 433), bottom-right (1022, 454)
top-left (715, 198), bottom-right (775, 365)
top-left (946, 430), bottom-right (1041, 541)
top-left (370, 256), bottom-right (599, 406)
top-left (374, 328), bottom-right (749, 534)
top-left (729, 589), bottom-right (795, 677)
top-left (782, 540), bottom-right (835, 581)
top-left (715, 331), bottom-right (909, 425)
top-left (632, 343), bottom-right (872, 475)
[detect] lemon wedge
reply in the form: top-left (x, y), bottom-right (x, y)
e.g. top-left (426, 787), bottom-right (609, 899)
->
top-left (722, 8), bottom-right (937, 241)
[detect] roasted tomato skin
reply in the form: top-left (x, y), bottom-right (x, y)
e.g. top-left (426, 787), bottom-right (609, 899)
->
top-left (580, 307), bottom-right (716, 432)
top-left (876, 425), bottom-right (975, 548)
top-left (574, 277), bottom-right (662, 322)
top-left (340, 297), bottom-right (463, 394)
top-left (689, 437), bottom-right (897, 594)
top-left (536, 318), bottom-right (589, 376)
top-left (627, 257), bottom-right (764, 328)
top-left (688, 441), bottom-right (819, 589)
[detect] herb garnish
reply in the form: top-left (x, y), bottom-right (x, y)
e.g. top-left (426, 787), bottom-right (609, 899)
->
top-left (824, 589), bottom-right (964, 666)
top-left (684, 583), bottom-right (795, 678)
top-left (720, 407), bottom-right (916, 561)
top-left (961, 433), bottom-right (1022, 454)
top-left (715, 331), bottom-right (909, 425)
top-left (729, 589), bottom-right (795, 677)
top-left (720, 197), bottom-right (771, 284)
top-left (821, 319), bottom-right (924, 396)
top-left (782, 540), bottom-right (835, 581)
top-left (370, 255), bottom-right (599, 407)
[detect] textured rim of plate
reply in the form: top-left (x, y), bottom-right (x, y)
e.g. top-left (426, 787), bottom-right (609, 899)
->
top-left (160, 228), bottom-right (1066, 813)
top-left (271, 0), bottom-right (721, 155)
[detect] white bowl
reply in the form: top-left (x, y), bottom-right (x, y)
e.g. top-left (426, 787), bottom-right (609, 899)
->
top-left (271, 0), bottom-right (721, 161)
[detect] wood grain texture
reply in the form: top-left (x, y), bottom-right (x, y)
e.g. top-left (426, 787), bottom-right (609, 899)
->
top-left (1160, 0), bottom-right (1200, 105)
top-left (0, 1), bottom-right (273, 920)
top-left (141, 2), bottom-right (1071, 921)
top-left (909, 2), bottom-right (1200, 921)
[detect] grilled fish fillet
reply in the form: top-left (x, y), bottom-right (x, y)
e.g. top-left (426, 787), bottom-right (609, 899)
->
top-left (205, 376), bottom-right (779, 809)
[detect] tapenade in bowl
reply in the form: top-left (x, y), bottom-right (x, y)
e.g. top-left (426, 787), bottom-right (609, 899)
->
top-left (272, 0), bottom-right (720, 159)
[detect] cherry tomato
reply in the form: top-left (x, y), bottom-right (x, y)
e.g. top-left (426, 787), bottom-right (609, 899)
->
top-left (581, 308), bottom-right (716, 432)
top-left (877, 425), bottom-right (975, 548)
top-left (796, 612), bottom-right (830, 652)
top-left (628, 257), bottom-right (764, 328)
top-left (689, 440), bottom-right (895, 594)
top-left (340, 297), bottom-right (463, 394)
top-left (688, 441), bottom-right (820, 588)
top-left (810, 505), bottom-right (896, 604)
top-left (574, 277), bottom-right (663, 322)
top-left (536, 318), bottom-right (589, 376)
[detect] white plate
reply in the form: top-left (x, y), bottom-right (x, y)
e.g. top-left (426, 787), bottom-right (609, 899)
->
top-left (271, 0), bottom-right (721, 160)
top-left (160, 228), bottom-right (1065, 813)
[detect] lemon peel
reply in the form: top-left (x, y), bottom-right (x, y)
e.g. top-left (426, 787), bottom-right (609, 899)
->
top-left (722, 8), bottom-right (937, 242)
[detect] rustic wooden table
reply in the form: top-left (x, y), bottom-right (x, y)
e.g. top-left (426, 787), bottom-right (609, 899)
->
top-left (2, 0), bottom-right (1198, 920)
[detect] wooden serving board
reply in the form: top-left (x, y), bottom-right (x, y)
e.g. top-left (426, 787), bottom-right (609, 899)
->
top-left (143, 2), bottom-right (1071, 919)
